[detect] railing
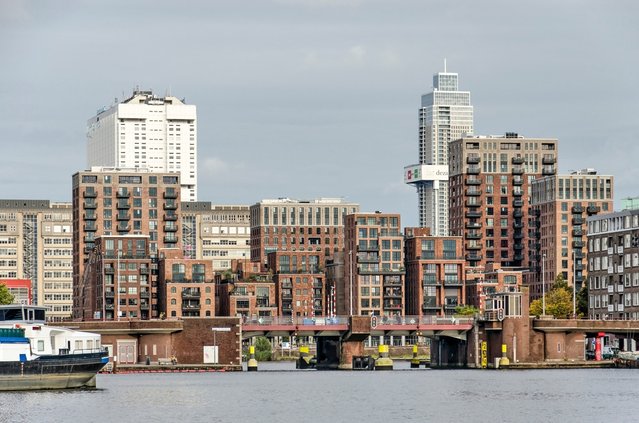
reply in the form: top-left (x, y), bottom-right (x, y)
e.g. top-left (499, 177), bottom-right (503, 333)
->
top-left (241, 315), bottom-right (474, 327)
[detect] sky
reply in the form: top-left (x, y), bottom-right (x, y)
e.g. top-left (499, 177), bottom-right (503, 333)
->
top-left (1, 0), bottom-right (638, 227)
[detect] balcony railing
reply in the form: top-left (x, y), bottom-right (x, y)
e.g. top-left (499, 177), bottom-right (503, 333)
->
top-left (83, 190), bottom-right (97, 198)
top-left (163, 191), bottom-right (178, 199)
top-left (465, 189), bottom-right (482, 196)
top-left (467, 166), bottom-right (480, 175)
top-left (511, 156), bottom-right (524, 165)
top-left (512, 167), bottom-right (524, 175)
top-left (467, 156), bottom-right (480, 164)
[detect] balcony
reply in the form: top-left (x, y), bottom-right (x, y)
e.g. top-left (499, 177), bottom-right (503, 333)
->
top-left (116, 224), bottom-right (130, 232)
top-left (542, 156), bottom-right (556, 165)
top-left (465, 231), bottom-right (481, 240)
top-left (542, 166), bottom-right (556, 175)
top-left (84, 245), bottom-right (94, 254)
top-left (83, 190), bottom-right (97, 198)
top-left (164, 214), bottom-right (178, 221)
top-left (512, 190), bottom-right (523, 197)
top-left (116, 213), bottom-right (130, 221)
top-left (465, 210), bottom-right (482, 219)
top-left (571, 205), bottom-right (583, 214)
top-left (422, 277), bottom-right (439, 286)
top-left (444, 297), bottom-right (459, 309)
top-left (572, 217), bottom-right (584, 225)
top-left (511, 156), bottom-right (524, 165)
top-left (512, 177), bottom-right (523, 186)
top-left (572, 228), bottom-right (583, 236)
top-left (140, 267), bottom-right (149, 275)
top-left (574, 251), bottom-right (584, 259)
top-left (513, 222), bottom-right (524, 230)
top-left (116, 201), bottom-right (130, 210)
top-left (182, 303), bottom-right (201, 311)
top-left (465, 189), bottom-right (482, 196)
top-left (513, 199), bottom-right (524, 208)
top-left (164, 236), bottom-right (178, 243)
top-left (465, 253), bottom-right (482, 261)
top-left (587, 205), bottom-right (600, 215)
top-left (164, 224), bottom-right (178, 232)
top-left (422, 297), bottom-right (438, 310)
top-left (163, 203), bottom-right (178, 210)
top-left (116, 190), bottom-right (130, 198)
top-left (465, 177), bottom-right (481, 185)
top-left (514, 232), bottom-right (524, 240)
top-left (383, 301), bottom-right (402, 310)
top-left (163, 190), bottom-right (178, 199)
top-left (443, 279), bottom-right (463, 287)
top-left (512, 167), bottom-right (524, 175)
top-left (513, 254), bottom-right (524, 261)
top-left (105, 291), bottom-right (115, 298)
top-left (465, 199), bottom-right (482, 207)
top-left (140, 303), bottom-right (150, 311)
top-left (465, 243), bottom-right (481, 250)
top-left (104, 267), bottom-right (115, 275)
top-left (83, 201), bottom-right (97, 209)
top-left (573, 240), bottom-right (584, 248)
top-left (466, 222), bottom-right (482, 229)
top-left (182, 290), bottom-right (201, 299)
top-left (467, 166), bottom-right (481, 175)
top-left (513, 243), bottom-right (524, 251)
top-left (467, 156), bottom-right (480, 164)
top-left (140, 291), bottom-right (150, 298)
top-left (84, 224), bottom-right (97, 232)
top-left (513, 210), bottom-right (523, 218)
top-left (84, 212), bottom-right (97, 220)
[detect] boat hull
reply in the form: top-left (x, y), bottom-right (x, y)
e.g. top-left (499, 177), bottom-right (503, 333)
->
top-left (0, 352), bottom-right (108, 391)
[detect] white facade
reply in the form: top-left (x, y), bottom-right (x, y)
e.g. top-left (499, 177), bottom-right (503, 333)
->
top-left (87, 90), bottom-right (198, 202)
top-left (406, 68), bottom-right (473, 235)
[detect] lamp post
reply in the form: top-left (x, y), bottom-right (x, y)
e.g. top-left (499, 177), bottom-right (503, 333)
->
top-left (349, 249), bottom-right (353, 316)
top-left (542, 253), bottom-right (546, 316)
top-left (572, 250), bottom-right (577, 319)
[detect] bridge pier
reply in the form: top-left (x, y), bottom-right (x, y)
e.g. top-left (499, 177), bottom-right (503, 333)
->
top-left (431, 336), bottom-right (467, 368)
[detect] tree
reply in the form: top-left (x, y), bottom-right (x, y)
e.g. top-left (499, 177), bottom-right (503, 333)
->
top-left (254, 336), bottom-right (272, 361)
top-left (529, 275), bottom-right (574, 319)
top-left (577, 284), bottom-right (588, 317)
top-left (455, 305), bottom-right (479, 316)
top-left (0, 283), bottom-right (14, 305)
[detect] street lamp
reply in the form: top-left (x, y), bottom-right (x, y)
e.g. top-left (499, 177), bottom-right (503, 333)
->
top-left (349, 249), bottom-right (354, 316)
top-left (542, 253), bottom-right (546, 316)
top-left (572, 250), bottom-right (576, 318)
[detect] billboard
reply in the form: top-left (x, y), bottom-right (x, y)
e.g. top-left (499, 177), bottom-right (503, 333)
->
top-left (404, 164), bottom-right (449, 184)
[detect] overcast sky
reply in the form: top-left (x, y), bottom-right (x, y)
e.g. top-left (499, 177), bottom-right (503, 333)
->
top-left (1, 0), bottom-right (637, 227)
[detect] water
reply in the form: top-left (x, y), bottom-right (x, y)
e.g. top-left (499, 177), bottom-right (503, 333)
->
top-left (2, 362), bottom-right (639, 423)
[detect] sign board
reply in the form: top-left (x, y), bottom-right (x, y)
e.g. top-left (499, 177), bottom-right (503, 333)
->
top-left (481, 341), bottom-right (487, 368)
top-left (404, 164), bottom-right (449, 184)
top-left (203, 346), bottom-right (219, 364)
top-left (497, 308), bottom-right (505, 322)
top-left (211, 327), bottom-right (231, 332)
top-left (370, 315), bottom-right (378, 329)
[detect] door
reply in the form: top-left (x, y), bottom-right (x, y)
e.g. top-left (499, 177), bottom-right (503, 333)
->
top-left (117, 340), bottom-right (137, 364)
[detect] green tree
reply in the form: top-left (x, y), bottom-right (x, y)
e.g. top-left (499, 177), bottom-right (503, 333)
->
top-left (529, 276), bottom-right (574, 319)
top-left (254, 336), bottom-right (272, 361)
top-left (455, 305), bottom-right (479, 316)
top-left (0, 283), bottom-right (14, 305)
top-left (576, 284), bottom-right (588, 317)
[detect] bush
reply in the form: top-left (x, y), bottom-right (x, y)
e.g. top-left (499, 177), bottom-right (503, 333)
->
top-left (254, 337), bottom-right (272, 361)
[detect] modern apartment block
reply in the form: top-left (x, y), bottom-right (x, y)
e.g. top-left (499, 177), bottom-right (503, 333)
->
top-left (157, 249), bottom-right (216, 319)
top-left (87, 90), bottom-right (197, 201)
top-left (586, 208), bottom-right (639, 320)
top-left (530, 169), bottom-right (613, 300)
top-left (81, 235), bottom-right (153, 321)
top-left (404, 227), bottom-right (465, 317)
top-left (216, 259), bottom-right (277, 318)
top-left (72, 168), bottom-right (182, 320)
top-left (342, 213), bottom-right (404, 316)
top-left (465, 263), bottom-right (524, 313)
top-left (268, 251), bottom-right (325, 317)
top-left (249, 198), bottom-right (359, 266)
top-left (405, 66), bottom-right (473, 235)
top-left (181, 202), bottom-right (250, 271)
top-left (0, 200), bottom-right (72, 321)
top-left (448, 134), bottom-right (558, 270)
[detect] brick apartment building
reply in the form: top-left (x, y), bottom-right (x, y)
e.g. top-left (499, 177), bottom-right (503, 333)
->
top-left (530, 169), bottom-right (613, 300)
top-left (268, 251), bottom-right (325, 317)
top-left (448, 133), bottom-right (558, 270)
top-left (342, 212), bottom-right (404, 316)
top-left (216, 259), bottom-right (277, 318)
top-left (72, 167), bottom-right (182, 320)
top-left (404, 227), bottom-right (465, 316)
top-left (465, 263), bottom-right (524, 313)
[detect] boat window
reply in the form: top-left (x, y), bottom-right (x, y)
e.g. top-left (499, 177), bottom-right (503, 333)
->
top-left (75, 340), bottom-right (83, 351)
top-left (37, 340), bottom-right (45, 352)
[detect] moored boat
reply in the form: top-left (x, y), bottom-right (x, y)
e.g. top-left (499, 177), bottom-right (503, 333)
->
top-left (0, 304), bottom-right (108, 391)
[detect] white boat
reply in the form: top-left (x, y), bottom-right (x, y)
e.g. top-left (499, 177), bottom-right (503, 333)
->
top-left (0, 304), bottom-right (108, 391)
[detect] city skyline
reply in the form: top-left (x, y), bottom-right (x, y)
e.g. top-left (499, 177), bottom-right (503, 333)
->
top-left (1, 0), bottom-right (638, 228)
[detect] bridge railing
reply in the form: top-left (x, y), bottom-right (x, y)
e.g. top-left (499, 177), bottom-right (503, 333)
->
top-left (242, 315), bottom-right (473, 327)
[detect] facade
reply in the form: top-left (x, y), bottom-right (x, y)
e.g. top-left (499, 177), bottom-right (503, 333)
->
top-left (448, 134), bottom-right (558, 270)
top-left (72, 168), bottom-right (182, 320)
top-left (0, 200), bottom-right (72, 321)
top-left (405, 66), bottom-right (473, 235)
top-left (268, 251), bottom-right (325, 317)
top-left (157, 249), bottom-right (216, 319)
top-left (82, 235), bottom-right (153, 320)
top-left (530, 170), bottom-right (613, 300)
top-left (465, 263), bottom-right (523, 313)
top-left (181, 202), bottom-right (250, 271)
top-left (586, 209), bottom-right (639, 320)
top-left (342, 213), bottom-right (404, 316)
top-left (87, 90), bottom-right (197, 201)
top-left (217, 273), bottom-right (277, 319)
top-left (404, 227), bottom-right (465, 316)
top-left (249, 198), bottom-right (359, 266)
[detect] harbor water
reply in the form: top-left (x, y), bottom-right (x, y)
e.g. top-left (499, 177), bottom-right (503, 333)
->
top-left (2, 362), bottom-right (639, 422)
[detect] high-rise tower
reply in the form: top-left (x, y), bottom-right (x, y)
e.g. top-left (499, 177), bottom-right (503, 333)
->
top-left (87, 90), bottom-right (197, 201)
top-left (404, 65), bottom-right (473, 235)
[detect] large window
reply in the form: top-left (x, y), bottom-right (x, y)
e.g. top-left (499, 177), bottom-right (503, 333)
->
top-left (172, 263), bottom-right (186, 282)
